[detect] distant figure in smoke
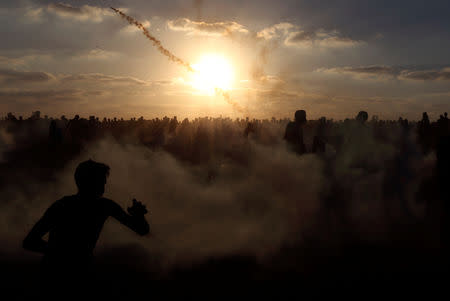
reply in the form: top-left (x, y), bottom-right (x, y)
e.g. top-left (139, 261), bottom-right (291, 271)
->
top-left (244, 121), bottom-right (258, 138)
top-left (418, 112), bottom-right (432, 154)
top-left (313, 117), bottom-right (327, 153)
top-left (284, 110), bottom-right (307, 154)
top-left (49, 120), bottom-right (63, 145)
top-left (23, 160), bottom-right (150, 295)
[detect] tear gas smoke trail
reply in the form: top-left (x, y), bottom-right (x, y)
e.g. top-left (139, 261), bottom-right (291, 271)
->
top-left (215, 88), bottom-right (248, 115)
top-left (111, 7), bottom-right (194, 72)
top-left (111, 7), bottom-right (247, 114)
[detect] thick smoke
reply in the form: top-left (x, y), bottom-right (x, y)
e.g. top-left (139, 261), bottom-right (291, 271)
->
top-left (0, 121), bottom-right (323, 264)
top-left (111, 7), bottom-right (194, 72)
top-left (1, 117), bottom-right (438, 261)
top-left (85, 137), bottom-right (324, 264)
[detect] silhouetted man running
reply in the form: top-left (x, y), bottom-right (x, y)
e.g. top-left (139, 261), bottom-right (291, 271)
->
top-left (23, 160), bottom-right (150, 295)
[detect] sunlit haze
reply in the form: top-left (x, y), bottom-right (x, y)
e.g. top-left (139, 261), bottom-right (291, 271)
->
top-left (190, 54), bottom-right (235, 95)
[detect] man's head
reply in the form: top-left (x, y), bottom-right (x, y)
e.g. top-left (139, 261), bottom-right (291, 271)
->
top-left (356, 111), bottom-right (368, 123)
top-left (74, 160), bottom-right (110, 198)
top-left (295, 110), bottom-right (307, 124)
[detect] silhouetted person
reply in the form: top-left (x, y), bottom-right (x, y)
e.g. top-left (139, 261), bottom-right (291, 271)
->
top-left (418, 112), bottom-right (432, 154)
top-left (356, 111), bottom-right (368, 124)
top-left (284, 110), bottom-right (307, 154)
top-left (23, 160), bottom-right (150, 296)
top-left (168, 116), bottom-right (178, 134)
top-left (244, 122), bottom-right (257, 138)
top-left (49, 120), bottom-right (63, 145)
top-left (313, 117), bottom-right (327, 153)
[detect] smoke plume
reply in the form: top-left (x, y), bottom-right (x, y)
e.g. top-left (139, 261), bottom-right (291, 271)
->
top-left (193, 0), bottom-right (204, 21)
top-left (111, 7), bottom-right (252, 115)
top-left (215, 88), bottom-right (248, 115)
top-left (111, 7), bottom-right (193, 72)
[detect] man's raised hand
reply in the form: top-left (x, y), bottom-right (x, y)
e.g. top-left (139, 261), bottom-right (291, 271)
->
top-left (127, 199), bottom-right (148, 216)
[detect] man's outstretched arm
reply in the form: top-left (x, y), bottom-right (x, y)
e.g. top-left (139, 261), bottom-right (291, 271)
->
top-left (23, 207), bottom-right (54, 254)
top-left (109, 199), bottom-right (150, 236)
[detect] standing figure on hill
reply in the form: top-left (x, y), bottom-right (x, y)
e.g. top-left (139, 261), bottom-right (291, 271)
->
top-left (313, 117), bottom-right (327, 153)
top-left (284, 110), bottom-right (307, 155)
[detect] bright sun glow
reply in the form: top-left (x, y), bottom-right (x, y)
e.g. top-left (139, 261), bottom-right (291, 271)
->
top-left (191, 54), bottom-right (234, 95)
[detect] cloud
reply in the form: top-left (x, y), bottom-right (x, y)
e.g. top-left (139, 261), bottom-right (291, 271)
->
top-left (0, 67), bottom-right (151, 87)
top-left (24, 6), bottom-right (44, 22)
top-left (257, 89), bottom-right (303, 101)
top-left (0, 56), bottom-right (26, 66)
top-left (74, 49), bottom-right (120, 61)
top-left (167, 18), bottom-right (249, 37)
top-left (0, 89), bottom-right (83, 102)
top-left (318, 65), bottom-right (398, 79)
top-left (256, 23), bottom-right (365, 49)
top-left (318, 65), bottom-right (450, 81)
top-left (121, 20), bottom-right (151, 34)
top-left (0, 69), bottom-right (160, 115)
top-left (399, 68), bottom-right (450, 81)
top-left (61, 73), bottom-right (149, 86)
top-left (47, 3), bottom-right (113, 22)
top-left (0, 68), bottom-right (55, 84)
top-left (167, 18), bottom-right (362, 50)
top-left (285, 29), bottom-right (365, 48)
top-left (256, 23), bottom-right (295, 40)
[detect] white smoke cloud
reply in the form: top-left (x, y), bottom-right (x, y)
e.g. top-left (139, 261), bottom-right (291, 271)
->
top-left (47, 3), bottom-right (114, 23)
top-left (167, 18), bottom-right (249, 37)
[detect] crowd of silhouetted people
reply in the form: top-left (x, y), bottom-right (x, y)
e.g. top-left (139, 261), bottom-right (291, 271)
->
top-left (2, 109), bottom-right (450, 297)
top-left (2, 110), bottom-right (449, 224)
top-left (2, 109), bottom-right (449, 159)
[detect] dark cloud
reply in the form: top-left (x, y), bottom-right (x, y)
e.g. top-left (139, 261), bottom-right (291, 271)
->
top-left (284, 29), bottom-right (364, 48)
top-left (320, 66), bottom-right (397, 77)
top-left (320, 65), bottom-right (450, 81)
top-left (400, 68), bottom-right (450, 81)
top-left (285, 30), bottom-right (316, 43)
top-left (0, 69), bottom-right (150, 87)
top-left (47, 3), bottom-right (82, 15)
top-left (0, 68), bottom-right (54, 84)
top-left (342, 66), bottom-right (396, 75)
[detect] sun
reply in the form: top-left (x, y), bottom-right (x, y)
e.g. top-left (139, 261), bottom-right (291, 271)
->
top-left (190, 54), bottom-right (234, 95)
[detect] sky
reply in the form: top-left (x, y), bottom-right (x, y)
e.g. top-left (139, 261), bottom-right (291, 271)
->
top-left (0, 0), bottom-right (449, 120)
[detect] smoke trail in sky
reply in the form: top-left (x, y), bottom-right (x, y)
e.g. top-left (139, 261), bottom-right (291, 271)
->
top-left (193, 0), bottom-right (204, 21)
top-left (111, 7), bottom-right (194, 72)
top-left (111, 7), bottom-right (248, 115)
top-left (215, 88), bottom-right (247, 115)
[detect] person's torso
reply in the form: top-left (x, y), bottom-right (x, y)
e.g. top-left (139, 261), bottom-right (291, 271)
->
top-left (46, 195), bottom-right (112, 260)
